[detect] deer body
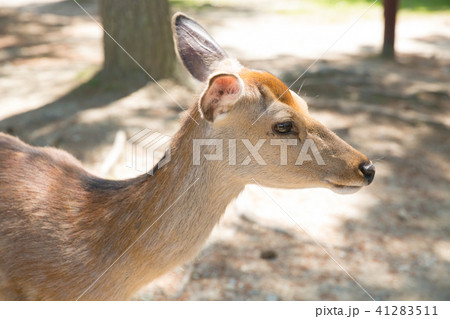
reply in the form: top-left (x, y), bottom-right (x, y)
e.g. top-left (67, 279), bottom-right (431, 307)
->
top-left (0, 110), bottom-right (243, 300)
top-left (0, 13), bottom-right (374, 300)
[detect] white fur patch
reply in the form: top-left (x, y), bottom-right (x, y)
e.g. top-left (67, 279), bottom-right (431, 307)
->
top-left (290, 90), bottom-right (309, 113)
top-left (212, 58), bottom-right (243, 75)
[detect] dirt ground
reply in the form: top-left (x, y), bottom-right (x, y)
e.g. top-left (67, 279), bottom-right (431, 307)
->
top-left (0, 0), bottom-right (449, 300)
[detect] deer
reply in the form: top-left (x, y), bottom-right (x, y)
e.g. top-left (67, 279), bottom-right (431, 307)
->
top-left (0, 13), bottom-right (375, 300)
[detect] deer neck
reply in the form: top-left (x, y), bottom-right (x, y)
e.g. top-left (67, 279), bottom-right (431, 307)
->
top-left (91, 107), bottom-right (244, 297)
top-left (144, 107), bottom-right (244, 230)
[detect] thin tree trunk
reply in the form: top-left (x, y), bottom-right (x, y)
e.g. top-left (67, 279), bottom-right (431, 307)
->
top-left (382, 0), bottom-right (399, 59)
top-left (100, 0), bottom-right (175, 81)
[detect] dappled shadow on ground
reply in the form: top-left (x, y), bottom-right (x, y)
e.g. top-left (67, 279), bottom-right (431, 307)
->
top-left (0, 8), bottom-right (62, 63)
top-left (145, 211), bottom-right (450, 300)
top-left (17, 0), bottom-right (98, 17)
top-left (0, 0), bottom-right (98, 64)
top-left (0, 72), bottom-right (150, 159)
top-left (144, 214), bottom-right (375, 301)
top-left (414, 34), bottom-right (450, 52)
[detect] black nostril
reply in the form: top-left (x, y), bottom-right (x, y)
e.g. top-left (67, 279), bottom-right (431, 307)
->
top-left (359, 162), bottom-right (375, 185)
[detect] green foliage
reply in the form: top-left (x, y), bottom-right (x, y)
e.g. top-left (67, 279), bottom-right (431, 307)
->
top-left (399, 0), bottom-right (450, 12)
top-left (169, 0), bottom-right (214, 10)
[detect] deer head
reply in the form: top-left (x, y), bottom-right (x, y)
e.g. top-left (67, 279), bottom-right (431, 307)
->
top-left (173, 13), bottom-right (374, 194)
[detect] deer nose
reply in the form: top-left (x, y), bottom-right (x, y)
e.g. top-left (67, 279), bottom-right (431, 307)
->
top-left (359, 161), bottom-right (375, 185)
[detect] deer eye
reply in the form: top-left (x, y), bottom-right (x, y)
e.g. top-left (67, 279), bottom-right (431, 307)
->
top-left (273, 122), bottom-right (293, 134)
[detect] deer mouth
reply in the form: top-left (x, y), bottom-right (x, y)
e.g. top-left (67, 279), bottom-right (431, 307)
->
top-left (325, 180), bottom-right (363, 195)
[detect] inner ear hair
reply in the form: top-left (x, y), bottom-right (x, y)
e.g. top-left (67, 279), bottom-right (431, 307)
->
top-left (199, 73), bottom-right (244, 122)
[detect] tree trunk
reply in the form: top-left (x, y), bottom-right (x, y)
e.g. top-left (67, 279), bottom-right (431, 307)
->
top-left (100, 0), bottom-right (175, 81)
top-left (382, 0), bottom-right (399, 59)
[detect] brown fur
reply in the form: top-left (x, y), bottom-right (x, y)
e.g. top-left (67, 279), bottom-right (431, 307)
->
top-left (240, 68), bottom-right (299, 112)
top-left (0, 15), bottom-right (373, 300)
top-left (0, 108), bottom-right (246, 300)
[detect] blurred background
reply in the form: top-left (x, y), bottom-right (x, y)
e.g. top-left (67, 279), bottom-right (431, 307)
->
top-left (0, 0), bottom-right (449, 300)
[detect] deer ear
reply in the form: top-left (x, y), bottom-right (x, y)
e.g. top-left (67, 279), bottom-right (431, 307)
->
top-left (199, 73), bottom-right (244, 122)
top-left (172, 13), bottom-right (228, 82)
